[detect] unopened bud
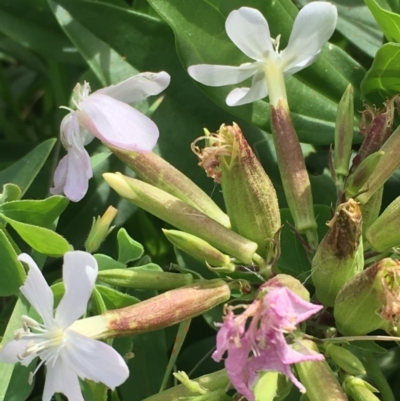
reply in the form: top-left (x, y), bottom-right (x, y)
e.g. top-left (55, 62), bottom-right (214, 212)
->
top-left (254, 372), bottom-right (292, 401)
top-left (312, 199), bottom-right (363, 306)
top-left (295, 340), bottom-right (348, 401)
top-left (264, 274), bottom-right (311, 301)
top-left (192, 123), bottom-right (280, 262)
top-left (334, 84), bottom-right (354, 185)
top-left (334, 258), bottom-right (400, 335)
top-left (104, 173), bottom-right (258, 263)
top-left (85, 206), bottom-right (117, 253)
top-left (109, 148), bottom-right (230, 228)
top-left (343, 375), bottom-right (380, 401)
top-left (163, 229), bottom-right (235, 271)
top-left (324, 343), bottom-right (366, 375)
top-left (270, 99), bottom-right (318, 248)
top-left (366, 195), bottom-right (400, 252)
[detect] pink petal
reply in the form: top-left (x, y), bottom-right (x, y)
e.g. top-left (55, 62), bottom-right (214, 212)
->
top-left (55, 251), bottom-right (98, 329)
top-left (43, 358), bottom-right (84, 401)
top-left (18, 254), bottom-right (55, 328)
top-left (62, 330), bottom-right (129, 388)
top-left (96, 71), bottom-right (170, 103)
top-left (78, 94), bottom-right (159, 152)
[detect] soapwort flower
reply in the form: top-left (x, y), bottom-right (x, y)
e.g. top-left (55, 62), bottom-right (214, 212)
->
top-left (213, 286), bottom-right (323, 401)
top-left (187, 3), bottom-right (337, 106)
top-left (51, 71), bottom-right (170, 202)
top-left (0, 251), bottom-right (129, 401)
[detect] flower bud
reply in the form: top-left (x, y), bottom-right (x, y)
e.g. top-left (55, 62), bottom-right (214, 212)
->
top-left (295, 340), bottom-right (348, 401)
top-left (324, 343), bottom-right (366, 375)
top-left (343, 376), bottom-right (380, 401)
top-left (85, 206), bottom-right (117, 253)
top-left (356, 124), bottom-right (400, 204)
top-left (312, 199), bottom-right (363, 307)
top-left (345, 151), bottom-right (384, 199)
top-left (365, 195), bottom-right (400, 252)
top-left (192, 123), bottom-right (280, 262)
top-left (270, 99), bottom-right (318, 249)
top-left (71, 279), bottom-right (230, 339)
top-left (109, 148), bottom-right (230, 228)
top-left (162, 229), bottom-right (235, 271)
top-left (97, 268), bottom-right (193, 290)
top-left (264, 274), bottom-right (311, 301)
top-left (360, 186), bottom-right (383, 241)
top-left (334, 84), bottom-right (354, 184)
top-left (334, 258), bottom-right (400, 335)
top-left (253, 372), bottom-right (292, 401)
top-left (104, 173), bottom-right (258, 263)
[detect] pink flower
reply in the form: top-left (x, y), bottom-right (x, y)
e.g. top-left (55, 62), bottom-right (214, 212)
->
top-left (51, 72), bottom-right (170, 202)
top-left (212, 286), bottom-right (323, 401)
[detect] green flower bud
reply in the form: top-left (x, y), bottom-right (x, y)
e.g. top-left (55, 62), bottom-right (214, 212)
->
top-left (343, 376), bottom-right (380, 401)
top-left (345, 151), bottom-right (384, 199)
top-left (366, 195), bottom-right (400, 252)
top-left (295, 340), bottom-right (348, 401)
top-left (85, 205), bottom-right (117, 253)
top-left (270, 100), bottom-right (318, 249)
top-left (265, 274), bottom-right (311, 301)
top-left (324, 343), bottom-right (366, 375)
top-left (334, 84), bottom-right (354, 184)
top-left (356, 124), bottom-right (400, 204)
top-left (253, 372), bottom-right (292, 401)
top-left (334, 258), bottom-right (400, 335)
top-left (104, 173), bottom-right (258, 263)
top-left (109, 147), bottom-right (230, 228)
top-left (193, 123), bottom-right (280, 262)
top-left (312, 199), bottom-right (363, 306)
top-left (98, 268), bottom-right (193, 290)
top-left (70, 279), bottom-right (231, 339)
top-left (360, 186), bottom-right (383, 243)
top-left (162, 229), bottom-right (235, 271)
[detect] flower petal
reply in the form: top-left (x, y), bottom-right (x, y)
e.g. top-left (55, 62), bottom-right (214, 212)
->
top-left (55, 251), bottom-right (98, 328)
top-left (62, 330), bottom-right (129, 388)
top-left (187, 63), bottom-right (257, 86)
top-left (280, 2), bottom-right (337, 76)
top-left (78, 94), bottom-right (159, 152)
top-left (225, 7), bottom-right (273, 61)
top-left (0, 339), bottom-right (34, 365)
top-left (18, 254), bottom-right (54, 328)
top-left (96, 71), bottom-right (170, 103)
top-left (226, 70), bottom-right (268, 106)
top-left (43, 358), bottom-right (84, 401)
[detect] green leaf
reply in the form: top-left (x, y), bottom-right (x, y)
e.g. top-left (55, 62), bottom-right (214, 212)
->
top-left (0, 139), bottom-right (56, 197)
top-left (4, 362), bottom-right (35, 401)
top-left (364, 0), bottom-right (400, 42)
top-left (95, 284), bottom-right (140, 309)
top-left (361, 43), bottom-right (400, 99)
top-left (0, 230), bottom-right (25, 296)
top-left (0, 183), bottom-right (21, 204)
top-left (147, 0), bottom-right (365, 145)
top-left (1, 215), bottom-right (70, 256)
top-left (117, 228), bottom-right (144, 264)
top-left (0, 196), bottom-right (69, 227)
top-left (95, 253), bottom-right (126, 271)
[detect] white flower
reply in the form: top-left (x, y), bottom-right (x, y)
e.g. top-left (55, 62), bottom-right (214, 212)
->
top-left (0, 251), bottom-right (129, 401)
top-left (187, 3), bottom-right (337, 107)
top-left (51, 71), bottom-right (171, 202)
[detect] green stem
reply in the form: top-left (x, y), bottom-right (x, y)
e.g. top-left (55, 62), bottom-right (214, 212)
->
top-left (364, 351), bottom-right (395, 401)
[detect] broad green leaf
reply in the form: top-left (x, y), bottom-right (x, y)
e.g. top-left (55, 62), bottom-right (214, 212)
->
top-left (4, 362), bottom-right (35, 401)
top-left (92, 285), bottom-right (108, 315)
top-left (0, 230), bottom-right (25, 296)
top-left (0, 0), bottom-right (83, 65)
top-left (117, 228), bottom-right (144, 263)
top-left (364, 0), bottom-right (400, 42)
top-left (0, 183), bottom-right (21, 204)
top-left (95, 253), bottom-right (126, 271)
top-left (95, 284), bottom-right (140, 309)
top-left (0, 196), bottom-right (69, 227)
top-left (361, 43), bottom-right (400, 98)
top-left (148, 0), bottom-right (365, 144)
top-left (0, 138), bottom-right (56, 196)
top-left (1, 215), bottom-right (70, 256)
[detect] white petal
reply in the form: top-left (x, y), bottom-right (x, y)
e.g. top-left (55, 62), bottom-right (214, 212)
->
top-left (62, 330), bottom-right (129, 388)
top-left (18, 254), bottom-right (55, 328)
top-left (225, 7), bottom-right (273, 61)
top-left (226, 70), bottom-right (268, 106)
top-left (50, 155), bottom-right (68, 196)
top-left (0, 339), bottom-right (33, 365)
top-left (43, 358), bottom-right (84, 401)
top-left (280, 2), bottom-right (337, 76)
top-left (78, 94), bottom-right (159, 152)
top-left (55, 251), bottom-right (98, 329)
top-left (187, 63), bottom-right (258, 86)
top-left (96, 71), bottom-right (171, 103)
